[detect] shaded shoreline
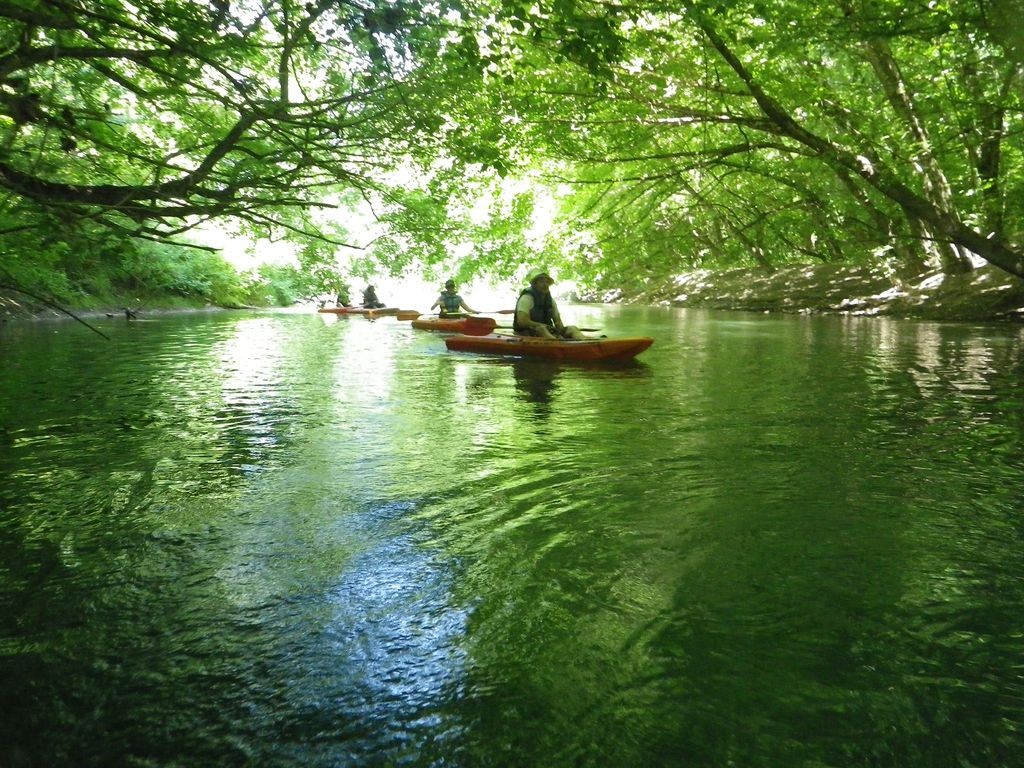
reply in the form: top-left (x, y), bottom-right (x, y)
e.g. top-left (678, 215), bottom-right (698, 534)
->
top-left (0, 290), bottom-right (250, 325)
top-left (7, 263), bottom-right (1024, 326)
top-left (596, 263), bottom-right (1024, 323)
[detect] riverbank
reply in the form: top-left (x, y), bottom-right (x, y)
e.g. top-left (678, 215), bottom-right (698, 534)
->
top-left (602, 262), bottom-right (1024, 322)
top-left (0, 288), bottom-right (254, 324)
top-left (7, 262), bottom-right (1024, 324)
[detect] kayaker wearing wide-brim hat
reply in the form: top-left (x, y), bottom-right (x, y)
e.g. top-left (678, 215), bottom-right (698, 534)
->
top-left (514, 268), bottom-right (584, 340)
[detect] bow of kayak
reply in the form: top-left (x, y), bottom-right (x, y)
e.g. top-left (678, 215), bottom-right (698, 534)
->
top-left (445, 333), bottom-right (654, 361)
top-left (411, 316), bottom-right (497, 333)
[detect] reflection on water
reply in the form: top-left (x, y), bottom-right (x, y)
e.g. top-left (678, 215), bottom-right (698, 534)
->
top-left (510, 358), bottom-right (560, 406)
top-left (506, 357), bottom-right (653, 411)
top-left (1, 308), bottom-right (1023, 767)
top-left (501, 360), bottom-right (647, 421)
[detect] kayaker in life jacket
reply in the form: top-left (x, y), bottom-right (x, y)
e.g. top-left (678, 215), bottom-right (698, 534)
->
top-left (514, 268), bottom-right (585, 339)
top-left (430, 280), bottom-right (477, 316)
top-left (362, 284), bottom-right (385, 308)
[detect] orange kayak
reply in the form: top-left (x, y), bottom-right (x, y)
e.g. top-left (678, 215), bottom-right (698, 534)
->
top-left (317, 306), bottom-right (402, 316)
top-left (445, 333), bottom-right (654, 361)
top-left (411, 316), bottom-right (496, 334)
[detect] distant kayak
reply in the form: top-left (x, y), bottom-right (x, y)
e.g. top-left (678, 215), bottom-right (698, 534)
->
top-left (445, 333), bottom-right (654, 361)
top-left (317, 306), bottom-right (402, 316)
top-left (411, 316), bottom-right (496, 334)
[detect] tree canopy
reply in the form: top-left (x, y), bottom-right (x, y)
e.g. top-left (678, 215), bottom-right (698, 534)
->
top-left (2, 0), bottom-right (1023, 298)
top-left (0, 0), bottom-right (484, 242)
top-left (457, 0), bottom-right (1024, 284)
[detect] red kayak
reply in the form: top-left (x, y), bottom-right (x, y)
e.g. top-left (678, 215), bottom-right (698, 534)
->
top-left (318, 306), bottom-right (402, 316)
top-left (445, 333), bottom-right (654, 361)
top-left (411, 316), bottom-right (496, 334)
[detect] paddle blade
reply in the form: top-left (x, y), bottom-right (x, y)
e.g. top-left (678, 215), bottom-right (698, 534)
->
top-left (396, 310), bottom-right (421, 321)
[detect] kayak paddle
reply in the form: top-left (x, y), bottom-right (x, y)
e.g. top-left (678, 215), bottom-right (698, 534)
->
top-left (491, 324), bottom-right (602, 333)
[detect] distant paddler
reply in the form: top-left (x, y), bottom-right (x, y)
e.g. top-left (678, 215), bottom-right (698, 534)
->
top-left (335, 285), bottom-right (351, 308)
top-left (361, 284), bottom-right (385, 309)
top-left (430, 279), bottom-right (477, 317)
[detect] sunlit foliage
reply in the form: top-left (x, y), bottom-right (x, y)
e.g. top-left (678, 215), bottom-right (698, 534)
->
top-left (2, 0), bottom-right (1023, 304)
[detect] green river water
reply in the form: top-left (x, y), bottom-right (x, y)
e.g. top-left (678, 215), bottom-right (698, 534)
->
top-left (1, 306), bottom-right (1023, 767)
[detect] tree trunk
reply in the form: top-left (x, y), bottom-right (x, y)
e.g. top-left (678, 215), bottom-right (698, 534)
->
top-left (686, 4), bottom-right (1024, 280)
top-left (835, 170), bottom-right (928, 280)
top-left (841, 0), bottom-right (973, 274)
top-left (961, 61), bottom-right (1018, 246)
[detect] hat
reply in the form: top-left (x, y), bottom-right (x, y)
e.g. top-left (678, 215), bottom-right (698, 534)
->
top-left (525, 268), bottom-right (553, 284)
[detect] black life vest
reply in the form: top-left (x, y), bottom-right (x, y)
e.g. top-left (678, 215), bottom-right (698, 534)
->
top-left (513, 287), bottom-right (555, 332)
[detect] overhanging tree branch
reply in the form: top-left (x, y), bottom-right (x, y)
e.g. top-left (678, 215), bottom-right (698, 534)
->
top-left (683, 1), bottom-right (1024, 278)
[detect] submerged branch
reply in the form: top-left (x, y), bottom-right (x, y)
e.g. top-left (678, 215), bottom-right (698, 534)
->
top-left (0, 282), bottom-right (111, 339)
